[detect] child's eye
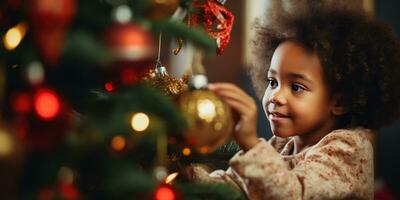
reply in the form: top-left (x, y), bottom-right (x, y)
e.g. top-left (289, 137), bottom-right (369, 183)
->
top-left (292, 83), bottom-right (306, 93)
top-left (267, 78), bottom-right (278, 88)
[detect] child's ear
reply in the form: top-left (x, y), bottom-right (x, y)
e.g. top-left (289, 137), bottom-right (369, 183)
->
top-left (331, 94), bottom-right (348, 116)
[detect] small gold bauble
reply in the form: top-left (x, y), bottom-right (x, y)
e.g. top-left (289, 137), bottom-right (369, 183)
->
top-left (178, 89), bottom-right (233, 154)
top-left (142, 68), bottom-right (188, 96)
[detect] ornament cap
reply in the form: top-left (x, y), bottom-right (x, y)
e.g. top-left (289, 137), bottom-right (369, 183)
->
top-left (189, 74), bottom-right (208, 90)
top-left (155, 66), bottom-right (168, 76)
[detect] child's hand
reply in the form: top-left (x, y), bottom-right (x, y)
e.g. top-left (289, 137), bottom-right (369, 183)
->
top-left (208, 83), bottom-right (259, 151)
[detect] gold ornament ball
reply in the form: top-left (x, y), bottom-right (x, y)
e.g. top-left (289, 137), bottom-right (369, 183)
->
top-left (147, 0), bottom-right (180, 20)
top-left (178, 89), bottom-right (233, 154)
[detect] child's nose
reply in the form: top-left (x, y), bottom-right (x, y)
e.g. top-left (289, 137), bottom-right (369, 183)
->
top-left (270, 89), bottom-right (287, 105)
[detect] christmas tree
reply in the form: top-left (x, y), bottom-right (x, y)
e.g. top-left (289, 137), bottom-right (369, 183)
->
top-left (0, 0), bottom-right (244, 199)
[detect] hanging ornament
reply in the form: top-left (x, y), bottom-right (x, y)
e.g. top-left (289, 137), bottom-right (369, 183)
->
top-left (143, 66), bottom-right (188, 96)
top-left (29, 0), bottom-right (76, 66)
top-left (142, 32), bottom-right (188, 96)
top-left (177, 75), bottom-right (233, 154)
top-left (105, 22), bottom-right (157, 86)
top-left (147, 0), bottom-right (180, 20)
top-left (190, 0), bottom-right (234, 55)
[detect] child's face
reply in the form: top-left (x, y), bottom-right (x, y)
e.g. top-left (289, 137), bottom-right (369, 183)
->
top-left (262, 41), bottom-right (336, 138)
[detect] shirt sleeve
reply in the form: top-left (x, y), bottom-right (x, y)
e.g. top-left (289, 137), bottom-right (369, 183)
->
top-left (195, 129), bottom-right (374, 200)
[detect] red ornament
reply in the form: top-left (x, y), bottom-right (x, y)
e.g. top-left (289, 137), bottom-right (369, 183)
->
top-left (105, 23), bottom-right (157, 86)
top-left (29, 0), bottom-right (76, 66)
top-left (190, 0), bottom-right (234, 55)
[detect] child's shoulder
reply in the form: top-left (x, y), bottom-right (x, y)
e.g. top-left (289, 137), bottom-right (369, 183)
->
top-left (318, 127), bottom-right (373, 147)
top-left (268, 127), bottom-right (373, 154)
top-left (312, 128), bottom-right (374, 159)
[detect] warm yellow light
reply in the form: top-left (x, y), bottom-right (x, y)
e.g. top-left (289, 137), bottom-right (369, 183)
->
top-left (197, 99), bottom-right (216, 122)
top-left (3, 22), bottom-right (27, 51)
top-left (182, 147), bottom-right (191, 156)
top-left (165, 172), bottom-right (179, 184)
top-left (131, 112), bottom-right (150, 132)
top-left (58, 166), bottom-right (74, 184)
top-left (0, 130), bottom-right (13, 156)
top-left (111, 135), bottom-right (126, 151)
top-left (199, 146), bottom-right (210, 154)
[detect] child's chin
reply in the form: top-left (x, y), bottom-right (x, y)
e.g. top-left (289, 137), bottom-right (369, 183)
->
top-left (272, 128), bottom-right (294, 138)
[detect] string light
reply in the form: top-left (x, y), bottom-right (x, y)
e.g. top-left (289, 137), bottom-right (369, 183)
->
top-left (155, 186), bottom-right (175, 200)
top-left (58, 166), bottom-right (74, 185)
top-left (26, 61), bottom-right (45, 86)
top-left (34, 89), bottom-right (61, 120)
top-left (0, 130), bottom-right (13, 156)
top-left (111, 135), bottom-right (126, 151)
top-left (104, 82), bottom-right (114, 92)
top-left (11, 92), bottom-right (31, 113)
top-left (165, 172), bottom-right (179, 184)
top-left (182, 147), bottom-right (191, 156)
top-left (3, 22), bottom-right (27, 51)
top-left (131, 112), bottom-right (150, 132)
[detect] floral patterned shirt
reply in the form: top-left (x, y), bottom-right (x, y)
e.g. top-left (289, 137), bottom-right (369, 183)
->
top-left (193, 128), bottom-right (374, 200)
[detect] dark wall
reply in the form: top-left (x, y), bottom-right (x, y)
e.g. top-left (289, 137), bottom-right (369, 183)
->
top-left (376, 0), bottom-right (400, 35)
top-left (375, 0), bottom-right (400, 196)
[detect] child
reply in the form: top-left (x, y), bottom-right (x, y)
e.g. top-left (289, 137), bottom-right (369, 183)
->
top-left (191, 4), bottom-right (400, 200)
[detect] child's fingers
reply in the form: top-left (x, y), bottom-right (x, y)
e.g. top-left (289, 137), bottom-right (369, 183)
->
top-left (211, 89), bottom-right (256, 113)
top-left (223, 98), bottom-right (255, 118)
top-left (208, 83), bottom-right (255, 107)
top-left (208, 83), bottom-right (249, 99)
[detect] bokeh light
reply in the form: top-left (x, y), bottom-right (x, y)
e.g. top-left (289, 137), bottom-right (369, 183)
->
top-left (182, 147), bottom-right (191, 156)
top-left (155, 186), bottom-right (175, 200)
top-left (131, 112), bottom-right (150, 132)
top-left (34, 89), bottom-right (61, 120)
top-left (165, 172), bottom-right (179, 184)
top-left (3, 22), bottom-right (27, 51)
top-left (111, 135), bottom-right (126, 151)
top-left (26, 61), bottom-right (45, 85)
top-left (0, 130), bottom-right (13, 156)
top-left (105, 82), bottom-right (114, 92)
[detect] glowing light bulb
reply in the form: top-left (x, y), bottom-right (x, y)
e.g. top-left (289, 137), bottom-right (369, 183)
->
top-left (0, 130), bottom-right (13, 156)
top-left (3, 22), bottom-right (27, 51)
top-left (27, 61), bottom-right (45, 85)
top-left (197, 99), bottom-right (216, 122)
top-left (131, 112), bottom-right (150, 132)
top-left (105, 82), bottom-right (114, 92)
top-left (34, 89), bottom-right (60, 120)
top-left (111, 135), bottom-right (126, 151)
top-left (155, 186), bottom-right (175, 200)
top-left (182, 147), bottom-right (191, 156)
top-left (165, 172), bottom-right (179, 184)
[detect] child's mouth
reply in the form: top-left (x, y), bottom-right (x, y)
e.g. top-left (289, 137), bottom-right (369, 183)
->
top-left (269, 112), bottom-right (291, 122)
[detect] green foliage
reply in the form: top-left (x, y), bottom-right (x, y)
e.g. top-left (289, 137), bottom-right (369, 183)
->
top-left (178, 182), bottom-right (247, 200)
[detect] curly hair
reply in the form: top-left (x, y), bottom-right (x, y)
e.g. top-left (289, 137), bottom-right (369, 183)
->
top-left (249, 4), bottom-right (400, 130)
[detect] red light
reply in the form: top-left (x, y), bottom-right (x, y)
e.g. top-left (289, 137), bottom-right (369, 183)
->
top-left (155, 186), bottom-right (175, 200)
top-left (34, 89), bottom-right (60, 120)
top-left (105, 82), bottom-right (114, 92)
top-left (121, 68), bottom-right (139, 85)
top-left (12, 92), bottom-right (31, 113)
